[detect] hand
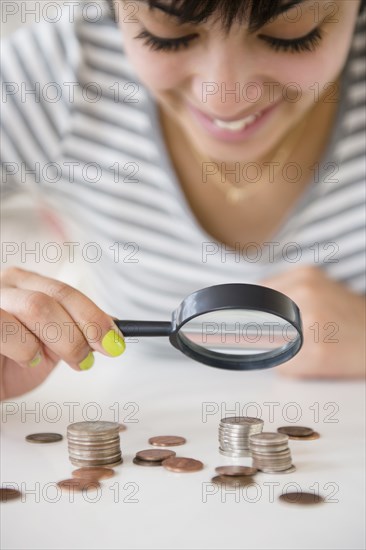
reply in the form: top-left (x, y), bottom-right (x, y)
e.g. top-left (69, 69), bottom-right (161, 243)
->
top-left (0, 267), bottom-right (126, 400)
top-left (261, 266), bottom-right (366, 379)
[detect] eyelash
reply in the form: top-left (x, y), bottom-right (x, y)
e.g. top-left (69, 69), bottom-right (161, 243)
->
top-left (134, 27), bottom-right (323, 54)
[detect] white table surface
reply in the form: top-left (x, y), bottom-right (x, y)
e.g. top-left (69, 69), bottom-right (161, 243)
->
top-left (1, 342), bottom-right (365, 550)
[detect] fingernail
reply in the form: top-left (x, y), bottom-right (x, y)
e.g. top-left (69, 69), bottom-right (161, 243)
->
top-left (101, 329), bottom-right (126, 357)
top-left (79, 351), bottom-right (95, 371)
top-left (29, 351), bottom-right (42, 368)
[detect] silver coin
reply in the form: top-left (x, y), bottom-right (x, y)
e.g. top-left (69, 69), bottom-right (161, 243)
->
top-left (220, 417), bottom-right (264, 426)
top-left (251, 448), bottom-right (291, 457)
top-left (219, 448), bottom-right (251, 457)
top-left (258, 465), bottom-right (296, 474)
top-left (70, 458), bottom-right (123, 468)
top-left (69, 450), bottom-right (121, 460)
top-left (68, 441), bottom-right (121, 449)
top-left (249, 432), bottom-right (289, 445)
top-left (67, 421), bottom-right (120, 436)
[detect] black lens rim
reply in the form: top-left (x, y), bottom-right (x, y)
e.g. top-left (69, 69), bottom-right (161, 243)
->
top-left (168, 283), bottom-right (303, 371)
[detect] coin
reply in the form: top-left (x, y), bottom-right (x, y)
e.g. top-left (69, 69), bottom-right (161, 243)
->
top-left (67, 421), bottom-right (120, 436)
top-left (133, 457), bottom-right (163, 467)
top-left (70, 457), bottom-right (123, 467)
top-left (162, 457), bottom-right (204, 472)
top-left (259, 465), bottom-right (296, 474)
top-left (277, 426), bottom-right (314, 438)
top-left (219, 448), bottom-right (251, 458)
top-left (249, 432), bottom-right (289, 445)
top-left (279, 491), bottom-right (325, 504)
top-left (211, 475), bottom-right (255, 487)
top-left (287, 432), bottom-right (320, 441)
top-left (72, 467), bottom-right (115, 480)
top-left (148, 436), bottom-right (186, 447)
top-left (57, 478), bottom-right (100, 492)
top-left (221, 417), bottom-right (264, 426)
top-left (118, 423), bottom-right (127, 432)
top-left (0, 488), bottom-right (22, 502)
top-left (25, 433), bottom-right (63, 443)
top-left (136, 449), bottom-right (176, 462)
top-left (215, 466), bottom-right (258, 477)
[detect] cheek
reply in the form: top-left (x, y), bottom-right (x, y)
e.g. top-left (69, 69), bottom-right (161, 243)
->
top-left (266, 41), bottom-right (352, 107)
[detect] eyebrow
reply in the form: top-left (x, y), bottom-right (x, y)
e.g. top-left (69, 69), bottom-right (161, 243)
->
top-left (133, 0), bottom-right (183, 18)
top-left (276, 0), bottom-right (307, 16)
top-left (133, 0), bottom-right (308, 24)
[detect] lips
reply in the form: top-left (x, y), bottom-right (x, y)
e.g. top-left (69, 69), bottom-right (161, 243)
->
top-left (186, 99), bottom-right (282, 143)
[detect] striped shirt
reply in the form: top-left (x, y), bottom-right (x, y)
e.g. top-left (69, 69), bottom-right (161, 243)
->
top-left (1, 1), bottom-right (365, 357)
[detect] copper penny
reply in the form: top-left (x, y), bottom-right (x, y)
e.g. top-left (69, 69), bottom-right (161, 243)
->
top-left (26, 433), bottom-right (63, 443)
top-left (136, 449), bottom-right (176, 462)
top-left (133, 457), bottom-right (163, 467)
top-left (0, 488), bottom-right (22, 502)
top-left (215, 466), bottom-right (258, 477)
top-left (162, 457), bottom-right (204, 472)
top-left (279, 491), bottom-right (325, 505)
top-left (211, 475), bottom-right (256, 487)
top-left (287, 432), bottom-right (320, 441)
top-left (277, 426), bottom-right (314, 437)
top-left (118, 424), bottom-right (127, 432)
top-left (57, 478), bottom-right (100, 492)
top-left (72, 467), bottom-right (115, 480)
top-left (148, 436), bottom-right (186, 447)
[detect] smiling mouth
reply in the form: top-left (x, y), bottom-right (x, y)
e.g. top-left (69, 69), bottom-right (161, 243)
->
top-left (212, 112), bottom-right (263, 132)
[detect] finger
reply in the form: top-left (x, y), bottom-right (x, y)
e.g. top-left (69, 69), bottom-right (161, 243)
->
top-left (2, 267), bottom-right (125, 358)
top-left (0, 308), bottom-right (43, 369)
top-left (1, 288), bottom-right (95, 371)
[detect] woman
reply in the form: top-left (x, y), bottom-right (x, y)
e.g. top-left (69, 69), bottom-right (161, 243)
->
top-left (1, 0), bottom-right (365, 399)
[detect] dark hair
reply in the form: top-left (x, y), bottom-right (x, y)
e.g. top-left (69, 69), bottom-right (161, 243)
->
top-left (108, 0), bottom-right (366, 32)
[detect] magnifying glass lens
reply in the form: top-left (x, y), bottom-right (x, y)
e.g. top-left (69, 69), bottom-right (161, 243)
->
top-left (179, 309), bottom-right (298, 355)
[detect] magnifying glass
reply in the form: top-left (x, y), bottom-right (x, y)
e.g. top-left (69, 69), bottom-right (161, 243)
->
top-left (114, 283), bottom-right (303, 371)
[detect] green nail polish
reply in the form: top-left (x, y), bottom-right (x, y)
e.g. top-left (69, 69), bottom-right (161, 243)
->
top-left (79, 351), bottom-right (95, 371)
top-left (101, 329), bottom-right (126, 357)
top-left (29, 351), bottom-right (42, 368)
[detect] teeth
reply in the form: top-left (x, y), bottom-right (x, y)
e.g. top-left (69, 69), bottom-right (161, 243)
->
top-left (213, 113), bottom-right (260, 131)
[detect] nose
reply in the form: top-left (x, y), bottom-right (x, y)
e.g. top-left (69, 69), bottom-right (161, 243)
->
top-left (191, 42), bottom-right (262, 117)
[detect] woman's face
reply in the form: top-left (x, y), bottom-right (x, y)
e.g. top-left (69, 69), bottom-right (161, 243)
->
top-left (115, 0), bottom-right (361, 162)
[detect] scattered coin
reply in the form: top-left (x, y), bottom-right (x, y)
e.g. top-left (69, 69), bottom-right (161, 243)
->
top-left (72, 467), bottom-right (115, 480)
top-left (148, 436), bottom-right (186, 447)
top-left (133, 457), bottom-right (163, 467)
top-left (287, 432), bottom-right (320, 441)
top-left (67, 421), bottom-right (122, 467)
top-left (136, 449), bottom-right (176, 462)
top-left (0, 488), bottom-right (22, 502)
top-left (215, 466), bottom-right (258, 477)
top-left (57, 478), bottom-right (100, 492)
top-left (279, 491), bottom-right (325, 505)
top-left (277, 426), bottom-right (314, 438)
top-left (162, 457), bottom-right (204, 472)
top-left (211, 475), bottom-right (255, 487)
top-left (25, 433), bottom-right (63, 443)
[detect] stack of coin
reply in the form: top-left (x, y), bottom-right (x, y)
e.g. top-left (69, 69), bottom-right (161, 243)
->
top-left (249, 432), bottom-right (295, 473)
top-left (67, 421), bottom-right (122, 468)
top-left (219, 416), bottom-right (264, 457)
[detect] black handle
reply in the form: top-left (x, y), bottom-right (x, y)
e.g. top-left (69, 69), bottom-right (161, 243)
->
top-left (114, 320), bottom-right (172, 337)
